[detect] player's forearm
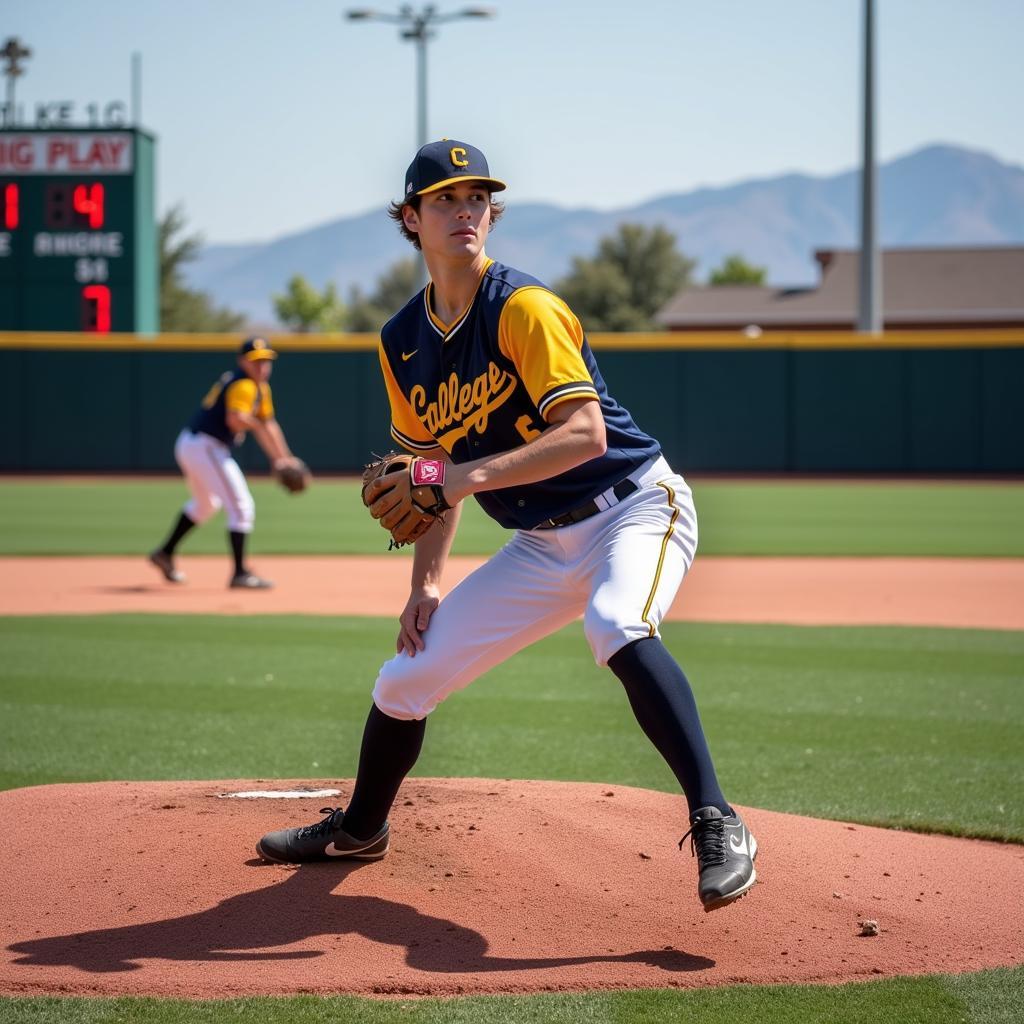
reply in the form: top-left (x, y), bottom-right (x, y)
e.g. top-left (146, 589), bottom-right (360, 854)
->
top-left (259, 419), bottom-right (293, 463)
top-left (446, 401), bottom-right (606, 505)
top-left (224, 411), bottom-right (289, 461)
top-left (240, 418), bottom-right (290, 463)
top-left (410, 500), bottom-right (462, 590)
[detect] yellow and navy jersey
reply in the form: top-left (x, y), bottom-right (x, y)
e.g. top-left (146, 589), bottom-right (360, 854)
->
top-left (188, 370), bottom-right (275, 447)
top-left (379, 259), bottom-right (660, 530)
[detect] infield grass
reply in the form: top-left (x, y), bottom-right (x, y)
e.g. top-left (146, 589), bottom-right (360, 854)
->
top-left (2, 616), bottom-right (1021, 842)
top-left (1, 477), bottom-right (1022, 556)
top-left (3, 473), bottom-right (1022, 1021)
top-left (1, 967), bottom-right (1021, 1023)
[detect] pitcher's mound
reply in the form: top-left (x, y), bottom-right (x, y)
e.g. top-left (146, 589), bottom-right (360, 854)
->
top-left (1, 779), bottom-right (1021, 998)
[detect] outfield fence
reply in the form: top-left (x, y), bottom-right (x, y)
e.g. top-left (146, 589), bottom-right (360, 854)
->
top-left (1, 329), bottom-right (1021, 473)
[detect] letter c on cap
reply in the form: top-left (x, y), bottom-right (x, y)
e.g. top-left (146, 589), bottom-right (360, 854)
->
top-left (450, 147), bottom-right (469, 168)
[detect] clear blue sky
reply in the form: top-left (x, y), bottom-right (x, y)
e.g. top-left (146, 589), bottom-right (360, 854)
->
top-left (6, 0), bottom-right (1022, 244)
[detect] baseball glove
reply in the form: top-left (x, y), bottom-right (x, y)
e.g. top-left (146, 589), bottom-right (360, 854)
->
top-left (361, 451), bottom-right (451, 548)
top-left (274, 457), bottom-right (312, 494)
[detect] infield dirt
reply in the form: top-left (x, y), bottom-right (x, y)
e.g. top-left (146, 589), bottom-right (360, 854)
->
top-left (2, 554), bottom-right (1023, 628)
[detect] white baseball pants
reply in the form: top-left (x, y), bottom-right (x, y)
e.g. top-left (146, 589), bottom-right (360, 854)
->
top-left (373, 455), bottom-right (698, 720)
top-left (173, 429), bottom-right (255, 534)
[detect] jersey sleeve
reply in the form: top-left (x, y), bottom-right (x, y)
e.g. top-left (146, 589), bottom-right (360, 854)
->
top-left (257, 382), bottom-right (275, 420)
top-left (497, 287), bottom-right (599, 421)
top-left (224, 378), bottom-right (262, 416)
top-left (378, 341), bottom-right (438, 452)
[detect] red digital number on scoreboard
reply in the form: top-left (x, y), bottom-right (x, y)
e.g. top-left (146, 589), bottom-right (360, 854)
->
top-left (3, 183), bottom-right (17, 229)
top-left (73, 184), bottom-right (105, 228)
top-left (46, 183), bottom-right (106, 229)
top-left (82, 285), bottom-right (112, 333)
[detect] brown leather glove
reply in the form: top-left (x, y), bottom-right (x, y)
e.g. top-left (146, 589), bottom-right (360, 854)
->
top-left (361, 452), bottom-right (451, 548)
top-left (274, 457), bottom-right (312, 494)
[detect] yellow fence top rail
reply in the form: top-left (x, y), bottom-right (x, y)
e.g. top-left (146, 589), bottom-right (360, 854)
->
top-left (0, 328), bottom-right (1022, 352)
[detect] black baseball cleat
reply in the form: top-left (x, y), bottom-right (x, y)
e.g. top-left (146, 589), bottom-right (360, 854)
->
top-left (229, 570), bottom-right (274, 589)
top-left (680, 805), bottom-right (758, 912)
top-left (149, 549), bottom-right (186, 584)
top-left (256, 807), bottom-right (390, 864)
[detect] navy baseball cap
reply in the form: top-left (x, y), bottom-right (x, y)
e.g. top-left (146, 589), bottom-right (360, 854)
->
top-left (404, 139), bottom-right (507, 197)
top-left (239, 336), bottom-right (277, 361)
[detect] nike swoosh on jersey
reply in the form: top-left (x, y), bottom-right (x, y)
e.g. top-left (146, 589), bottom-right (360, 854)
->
top-left (401, 350), bottom-right (419, 361)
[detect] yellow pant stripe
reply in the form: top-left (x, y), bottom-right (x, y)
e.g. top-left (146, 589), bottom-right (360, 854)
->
top-left (641, 481), bottom-right (680, 637)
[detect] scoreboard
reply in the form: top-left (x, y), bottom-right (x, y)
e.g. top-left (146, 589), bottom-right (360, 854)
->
top-left (0, 127), bottom-right (158, 332)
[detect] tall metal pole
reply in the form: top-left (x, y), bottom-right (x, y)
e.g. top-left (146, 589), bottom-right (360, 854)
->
top-left (346, 8), bottom-right (496, 296)
top-left (857, 0), bottom-right (882, 334)
top-left (415, 29), bottom-right (428, 147)
top-left (413, 28), bottom-right (429, 289)
top-left (131, 52), bottom-right (143, 127)
top-left (1, 37), bottom-right (32, 128)
top-left (409, 24), bottom-right (430, 290)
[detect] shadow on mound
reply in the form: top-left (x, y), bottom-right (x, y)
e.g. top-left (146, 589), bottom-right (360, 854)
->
top-left (9, 860), bottom-right (713, 977)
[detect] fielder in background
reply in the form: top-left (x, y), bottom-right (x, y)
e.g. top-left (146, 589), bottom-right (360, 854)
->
top-left (149, 336), bottom-right (304, 590)
top-left (257, 141), bottom-right (758, 912)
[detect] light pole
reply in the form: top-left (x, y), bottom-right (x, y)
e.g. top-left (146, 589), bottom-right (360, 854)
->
top-left (857, 0), bottom-right (882, 334)
top-left (345, 6), bottom-right (496, 290)
top-left (1, 37), bottom-right (32, 128)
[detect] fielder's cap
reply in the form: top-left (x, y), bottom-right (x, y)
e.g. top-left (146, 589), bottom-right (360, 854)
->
top-left (239, 336), bottom-right (277, 361)
top-left (404, 139), bottom-right (507, 197)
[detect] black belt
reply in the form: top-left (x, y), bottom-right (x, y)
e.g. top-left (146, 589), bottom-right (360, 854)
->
top-left (535, 477), bottom-right (639, 530)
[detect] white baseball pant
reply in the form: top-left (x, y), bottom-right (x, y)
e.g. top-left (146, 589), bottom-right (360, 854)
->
top-left (174, 429), bottom-right (256, 534)
top-left (373, 455), bottom-right (698, 720)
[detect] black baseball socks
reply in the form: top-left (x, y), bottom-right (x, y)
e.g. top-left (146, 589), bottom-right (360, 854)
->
top-left (342, 703), bottom-right (425, 840)
top-left (608, 636), bottom-right (731, 817)
top-left (229, 531), bottom-right (248, 576)
top-left (158, 511), bottom-right (196, 555)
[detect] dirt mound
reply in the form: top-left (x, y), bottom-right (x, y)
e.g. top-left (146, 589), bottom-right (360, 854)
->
top-left (2, 779), bottom-right (1021, 998)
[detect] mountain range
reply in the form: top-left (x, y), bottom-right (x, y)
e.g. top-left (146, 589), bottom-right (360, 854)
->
top-left (182, 144), bottom-right (1024, 327)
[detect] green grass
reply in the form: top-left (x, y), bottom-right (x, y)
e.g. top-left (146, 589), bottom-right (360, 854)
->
top-left (2, 614), bottom-right (1021, 1019)
top-left (1, 967), bottom-right (1022, 1023)
top-left (2, 616), bottom-right (1021, 842)
top-left (2, 472), bottom-right (1021, 1024)
top-left (1, 478), bottom-right (1023, 555)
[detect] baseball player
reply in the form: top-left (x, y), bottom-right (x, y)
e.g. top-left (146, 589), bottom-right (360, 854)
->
top-left (257, 141), bottom-right (758, 912)
top-left (148, 336), bottom-right (300, 589)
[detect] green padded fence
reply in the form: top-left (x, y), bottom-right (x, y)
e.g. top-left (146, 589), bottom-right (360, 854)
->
top-left (0, 331), bottom-right (1020, 473)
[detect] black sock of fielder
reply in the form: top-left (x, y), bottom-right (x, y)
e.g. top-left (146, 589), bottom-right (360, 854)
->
top-left (608, 636), bottom-right (731, 818)
top-left (229, 531), bottom-right (247, 576)
top-left (343, 703), bottom-right (426, 840)
top-left (160, 511), bottom-right (196, 555)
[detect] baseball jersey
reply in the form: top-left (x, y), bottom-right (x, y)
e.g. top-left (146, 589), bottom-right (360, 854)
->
top-left (379, 259), bottom-right (660, 530)
top-left (188, 370), bottom-right (275, 447)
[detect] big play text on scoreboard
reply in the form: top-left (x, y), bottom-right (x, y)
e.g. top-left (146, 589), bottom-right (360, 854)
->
top-left (0, 128), bottom-right (157, 332)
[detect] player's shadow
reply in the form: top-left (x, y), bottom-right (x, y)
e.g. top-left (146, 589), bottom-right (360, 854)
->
top-left (8, 861), bottom-right (713, 976)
